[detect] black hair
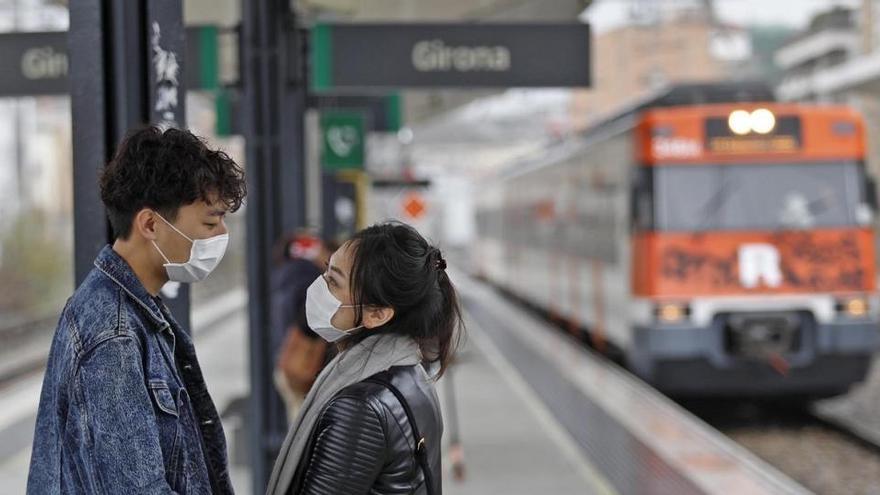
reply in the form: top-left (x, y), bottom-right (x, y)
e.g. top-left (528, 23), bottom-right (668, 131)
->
top-left (99, 126), bottom-right (246, 240)
top-left (344, 222), bottom-right (463, 378)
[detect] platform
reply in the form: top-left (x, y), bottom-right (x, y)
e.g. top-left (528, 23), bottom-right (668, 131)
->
top-left (450, 270), bottom-right (810, 495)
top-left (0, 274), bottom-right (813, 494)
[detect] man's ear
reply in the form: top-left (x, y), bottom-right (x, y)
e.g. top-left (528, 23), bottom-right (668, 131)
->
top-left (363, 306), bottom-right (395, 329)
top-left (133, 209), bottom-right (158, 241)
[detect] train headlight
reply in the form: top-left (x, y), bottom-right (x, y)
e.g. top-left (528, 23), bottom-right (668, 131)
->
top-left (728, 110), bottom-right (752, 136)
top-left (727, 108), bottom-right (776, 135)
top-left (750, 108), bottom-right (776, 134)
top-left (837, 296), bottom-right (869, 318)
top-left (656, 302), bottom-right (689, 323)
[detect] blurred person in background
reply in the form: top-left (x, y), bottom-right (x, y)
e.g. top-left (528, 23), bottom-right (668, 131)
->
top-left (272, 232), bottom-right (340, 422)
top-left (266, 222), bottom-right (462, 495)
top-left (27, 126), bottom-right (246, 494)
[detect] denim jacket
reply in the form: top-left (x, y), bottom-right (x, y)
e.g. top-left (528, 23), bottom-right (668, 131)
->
top-left (27, 246), bottom-right (234, 494)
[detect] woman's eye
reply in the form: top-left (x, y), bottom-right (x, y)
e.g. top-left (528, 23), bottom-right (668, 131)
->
top-left (205, 223), bottom-right (218, 228)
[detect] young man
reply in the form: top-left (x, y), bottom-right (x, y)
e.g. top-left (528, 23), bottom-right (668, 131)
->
top-left (27, 126), bottom-right (247, 494)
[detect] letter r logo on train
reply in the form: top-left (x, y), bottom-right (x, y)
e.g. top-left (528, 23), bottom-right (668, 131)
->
top-left (738, 244), bottom-right (783, 289)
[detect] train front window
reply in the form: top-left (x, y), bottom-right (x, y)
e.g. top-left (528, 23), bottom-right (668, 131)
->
top-left (653, 162), bottom-right (872, 232)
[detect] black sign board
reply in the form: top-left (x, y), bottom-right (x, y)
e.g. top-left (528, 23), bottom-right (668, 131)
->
top-left (308, 94), bottom-right (402, 131)
top-left (0, 27), bottom-right (216, 97)
top-left (310, 23), bottom-right (591, 92)
top-left (0, 31), bottom-right (68, 96)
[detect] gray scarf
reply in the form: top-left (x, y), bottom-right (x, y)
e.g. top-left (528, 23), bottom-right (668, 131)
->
top-left (266, 332), bottom-right (423, 495)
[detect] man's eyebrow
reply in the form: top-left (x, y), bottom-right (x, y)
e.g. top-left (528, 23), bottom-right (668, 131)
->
top-left (207, 210), bottom-right (227, 217)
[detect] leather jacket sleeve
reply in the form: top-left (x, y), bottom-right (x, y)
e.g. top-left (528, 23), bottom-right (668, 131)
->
top-left (298, 395), bottom-right (386, 495)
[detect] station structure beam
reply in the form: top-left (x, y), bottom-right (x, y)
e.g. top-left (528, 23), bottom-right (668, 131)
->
top-left (241, 0), bottom-right (308, 491)
top-left (70, 0), bottom-right (190, 331)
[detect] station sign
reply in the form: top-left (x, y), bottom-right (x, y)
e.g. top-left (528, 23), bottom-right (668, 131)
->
top-left (310, 23), bottom-right (591, 92)
top-left (0, 31), bottom-right (68, 96)
top-left (0, 27), bottom-right (219, 97)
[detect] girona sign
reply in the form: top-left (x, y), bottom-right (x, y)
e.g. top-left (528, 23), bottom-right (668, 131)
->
top-left (411, 39), bottom-right (511, 73)
top-left (309, 23), bottom-right (591, 92)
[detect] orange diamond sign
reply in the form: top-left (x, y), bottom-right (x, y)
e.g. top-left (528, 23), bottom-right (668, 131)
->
top-left (402, 193), bottom-right (426, 220)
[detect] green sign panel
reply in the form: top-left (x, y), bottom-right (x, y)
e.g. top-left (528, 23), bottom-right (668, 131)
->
top-left (190, 25), bottom-right (219, 91)
top-left (320, 111), bottom-right (365, 170)
top-left (385, 93), bottom-right (402, 132)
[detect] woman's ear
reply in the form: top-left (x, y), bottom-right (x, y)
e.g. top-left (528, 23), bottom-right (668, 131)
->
top-left (363, 306), bottom-right (395, 329)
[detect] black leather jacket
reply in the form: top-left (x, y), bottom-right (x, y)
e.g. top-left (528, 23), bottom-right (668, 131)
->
top-left (289, 364), bottom-right (444, 495)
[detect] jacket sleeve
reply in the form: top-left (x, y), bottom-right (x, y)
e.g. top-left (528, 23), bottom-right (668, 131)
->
top-left (73, 335), bottom-right (177, 494)
top-left (298, 395), bottom-right (387, 495)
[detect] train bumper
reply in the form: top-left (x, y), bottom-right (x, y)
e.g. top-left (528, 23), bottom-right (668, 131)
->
top-left (629, 320), bottom-right (879, 397)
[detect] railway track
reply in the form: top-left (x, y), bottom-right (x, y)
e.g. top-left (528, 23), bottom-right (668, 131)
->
top-left (682, 400), bottom-right (880, 495)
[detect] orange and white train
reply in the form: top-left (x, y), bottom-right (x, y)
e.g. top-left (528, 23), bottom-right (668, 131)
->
top-left (475, 83), bottom-right (880, 398)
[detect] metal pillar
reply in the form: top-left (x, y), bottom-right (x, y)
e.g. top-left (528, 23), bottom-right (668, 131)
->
top-left (321, 171), bottom-right (360, 242)
top-left (321, 171), bottom-right (340, 239)
top-left (241, 1), bottom-right (308, 491)
top-left (70, 0), bottom-right (190, 331)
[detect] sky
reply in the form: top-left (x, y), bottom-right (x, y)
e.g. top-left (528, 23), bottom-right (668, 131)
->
top-left (583, 0), bottom-right (862, 33)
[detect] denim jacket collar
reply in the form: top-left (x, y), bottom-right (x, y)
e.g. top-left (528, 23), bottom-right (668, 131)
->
top-left (93, 245), bottom-right (169, 332)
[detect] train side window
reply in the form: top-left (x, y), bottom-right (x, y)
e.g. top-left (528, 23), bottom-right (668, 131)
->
top-left (858, 164), bottom-right (877, 226)
top-left (864, 175), bottom-right (878, 211)
top-left (630, 167), bottom-right (655, 231)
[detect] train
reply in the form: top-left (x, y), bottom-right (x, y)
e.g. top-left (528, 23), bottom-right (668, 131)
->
top-left (474, 83), bottom-right (880, 398)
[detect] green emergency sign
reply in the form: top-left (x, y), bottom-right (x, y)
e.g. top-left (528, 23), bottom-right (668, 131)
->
top-left (320, 111), bottom-right (365, 170)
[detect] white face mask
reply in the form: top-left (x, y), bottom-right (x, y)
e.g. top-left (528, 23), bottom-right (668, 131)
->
top-left (305, 275), bottom-right (363, 342)
top-left (152, 213), bottom-right (229, 284)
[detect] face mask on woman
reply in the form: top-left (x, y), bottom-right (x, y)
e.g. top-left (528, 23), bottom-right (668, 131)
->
top-left (305, 276), bottom-right (364, 342)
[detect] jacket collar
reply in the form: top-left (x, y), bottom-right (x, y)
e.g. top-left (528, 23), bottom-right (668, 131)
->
top-left (93, 245), bottom-right (170, 332)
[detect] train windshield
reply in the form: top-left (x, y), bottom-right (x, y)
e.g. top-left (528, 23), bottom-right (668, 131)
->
top-left (653, 162), bottom-right (873, 232)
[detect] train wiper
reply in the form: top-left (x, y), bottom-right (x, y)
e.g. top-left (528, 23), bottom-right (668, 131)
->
top-left (695, 171), bottom-right (738, 232)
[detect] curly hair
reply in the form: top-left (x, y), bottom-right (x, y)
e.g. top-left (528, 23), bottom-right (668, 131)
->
top-left (99, 126), bottom-right (247, 240)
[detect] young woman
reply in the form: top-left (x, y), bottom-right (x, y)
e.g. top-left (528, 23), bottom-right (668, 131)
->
top-left (267, 222), bottom-right (463, 495)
